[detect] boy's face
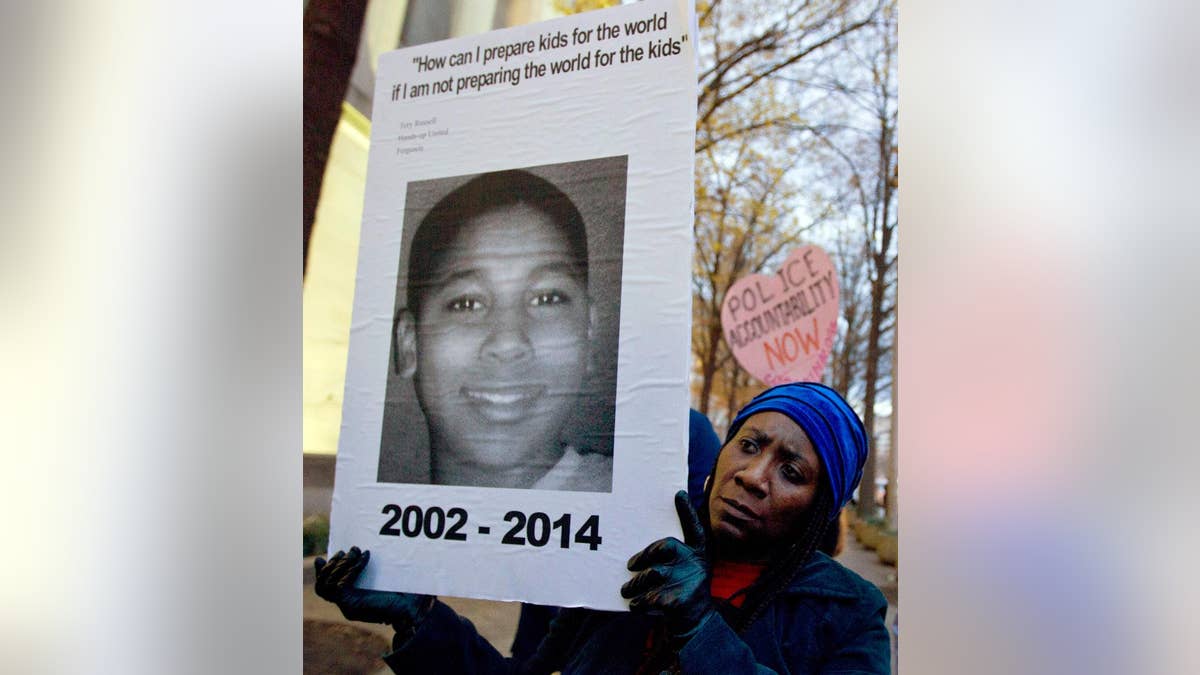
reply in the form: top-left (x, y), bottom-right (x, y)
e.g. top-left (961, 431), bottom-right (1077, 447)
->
top-left (410, 202), bottom-right (592, 474)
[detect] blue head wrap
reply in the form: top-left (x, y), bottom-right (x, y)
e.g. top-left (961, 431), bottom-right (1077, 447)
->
top-left (724, 382), bottom-right (869, 521)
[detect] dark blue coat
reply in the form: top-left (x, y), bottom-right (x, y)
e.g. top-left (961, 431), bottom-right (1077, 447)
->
top-left (382, 551), bottom-right (890, 674)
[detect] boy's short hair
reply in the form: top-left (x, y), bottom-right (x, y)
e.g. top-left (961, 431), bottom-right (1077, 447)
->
top-left (406, 169), bottom-right (589, 316)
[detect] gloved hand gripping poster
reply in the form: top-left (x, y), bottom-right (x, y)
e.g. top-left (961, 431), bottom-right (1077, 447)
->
top-left (329, 0), bottom-right (696, 611)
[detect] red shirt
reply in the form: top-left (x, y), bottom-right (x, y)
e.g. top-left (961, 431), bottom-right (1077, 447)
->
top-left (637, 559), bottom-right (769, 673)
top-left (710, 560), bottom-right (767, 608)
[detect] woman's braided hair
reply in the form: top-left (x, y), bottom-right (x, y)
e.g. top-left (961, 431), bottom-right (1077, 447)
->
top-left (726, 487), bottom-right (834, 632)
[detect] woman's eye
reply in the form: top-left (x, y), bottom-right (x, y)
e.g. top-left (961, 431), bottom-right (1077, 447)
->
top-left (781, 464), bottom-right (807, 485)
top-left (446, 296), bottom-right (485, 312)
top-left (739, 437), bottom-right (759, 453)
top-left (529, 290), bottom-right (571, 307)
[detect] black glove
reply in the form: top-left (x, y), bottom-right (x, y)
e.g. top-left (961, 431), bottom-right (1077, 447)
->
top-left (313, 546), bottom-right (433, 630)
top-left (621, 491), bottom-right (714, 642)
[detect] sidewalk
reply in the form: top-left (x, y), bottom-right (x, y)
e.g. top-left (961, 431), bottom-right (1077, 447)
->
top-left (303, 556), bottom-right (522, 675)
top-left (834, 533), bottom-right (899, 674)
top-left (305, 540), bottom-right (898, 675)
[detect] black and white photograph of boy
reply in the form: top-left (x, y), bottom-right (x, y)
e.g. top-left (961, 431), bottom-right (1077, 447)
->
top-left (377, 156), bottom-right (627, 492)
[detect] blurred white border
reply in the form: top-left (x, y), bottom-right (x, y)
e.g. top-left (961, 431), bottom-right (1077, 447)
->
top-left (902, 0), bottom-right (1199, 673)
top-left (1, 1), bottom-right (301, 673)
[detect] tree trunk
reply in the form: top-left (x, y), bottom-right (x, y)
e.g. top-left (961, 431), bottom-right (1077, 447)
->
top-left (303, 0), bottom-right (369, 275)
top-left (723, 361), bottom-right (746, 428)
top-left (856, 274), bottom-right (884, 519)
top-left (885, 325), bottom-right (898, 528)
top-left (697, 313), bottom-right (723, 415)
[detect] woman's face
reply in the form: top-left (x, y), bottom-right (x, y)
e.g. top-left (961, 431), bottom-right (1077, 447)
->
top-left (413, 202), bottom-right (591, 481)
top-left (707, 411), bottom-right (823, 559)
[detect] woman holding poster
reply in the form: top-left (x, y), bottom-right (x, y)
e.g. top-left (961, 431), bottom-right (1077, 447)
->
top-left (317, 382), bottom-right (890, 674)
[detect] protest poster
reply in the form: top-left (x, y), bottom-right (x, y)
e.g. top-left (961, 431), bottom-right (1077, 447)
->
top-left (329, 0), bottom-right (696, 611)
top-left (721, 245), bottom-right (840, 386)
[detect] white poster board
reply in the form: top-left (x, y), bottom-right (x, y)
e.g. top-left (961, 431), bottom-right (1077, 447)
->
top-left (329, 0), bottom-right (696, 611)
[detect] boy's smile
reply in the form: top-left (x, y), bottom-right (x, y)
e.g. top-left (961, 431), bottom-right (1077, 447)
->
top-left (459, 383), bottom-right (546, 422)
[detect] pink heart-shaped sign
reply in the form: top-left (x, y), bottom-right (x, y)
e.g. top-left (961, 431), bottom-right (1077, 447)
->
top-left (720, 245), bottom-right (840, 386)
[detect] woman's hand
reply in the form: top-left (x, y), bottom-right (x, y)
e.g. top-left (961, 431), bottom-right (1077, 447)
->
top-left (313, 546), bottom-right (433, 629)
top-left (621, 491), bottom-right (715, 642)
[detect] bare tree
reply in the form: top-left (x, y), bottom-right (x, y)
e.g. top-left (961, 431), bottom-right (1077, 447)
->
top-left (691, 0), bottom-right (880, 415)
top-left (692, 132), bottom-right (825, 415)
top-left (696, 0), bottom-right (881, 153)
top-left (802, 1), bottom-right (896, 518)
top-left (826, 221), bottom-right (870, 402)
